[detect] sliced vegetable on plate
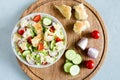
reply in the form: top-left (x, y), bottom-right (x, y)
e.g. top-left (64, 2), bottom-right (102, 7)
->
top-left (43, 17), bottom-right (52, 26)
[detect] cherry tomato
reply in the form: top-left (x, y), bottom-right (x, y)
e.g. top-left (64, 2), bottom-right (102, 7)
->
top-left (27, 36), bottom-right (32, 44)
top-left (91, 30), bottom-right (100, 39)
top-left (18, 29), bottom-right (25, 35)
top-left (38, 43), bottom-right (44, 51)
top-left (85, 60), bottom-right (94, 69)
top-left (33, 15), bottom-right (41, 22)
top-left (50, 26), bottom-right (55, 33)
top-left (55, 37), bottom-right (62, 42)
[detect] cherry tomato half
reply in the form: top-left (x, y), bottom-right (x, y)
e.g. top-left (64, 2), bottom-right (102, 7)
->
top-left (50, 26), bottom-right (55, 33)
top-left (33, 15), bottom-right (41, 22)
top-left (18, 29), bottom-right (25, 35)
top-left (55, 37), bottom-right (62, 42)
top-left (38, 43), bottom-right (44, 51)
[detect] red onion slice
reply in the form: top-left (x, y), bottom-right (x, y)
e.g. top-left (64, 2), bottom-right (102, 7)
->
top-left (77, 38), bottom-right (88, 50)
top-left (87, 48), bottom-right (99, 59)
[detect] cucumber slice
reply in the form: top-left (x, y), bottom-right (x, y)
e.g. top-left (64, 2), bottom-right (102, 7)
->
top-left (65, 50), bottom-right (76, 61)
top-left (70, 65), bottom-right (80, 76)
top-left (72, 54), bottom-right (82, 65)
top-left (64, 62), bottom-right (73, 73)
top-left (22, 50), bottom-right (31, 57)
top-left (43, 17), bottom-right (52, 26)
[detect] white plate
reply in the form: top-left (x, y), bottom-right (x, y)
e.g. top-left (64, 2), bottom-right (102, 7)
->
top-left (11, 13), bottom-right (67, 68)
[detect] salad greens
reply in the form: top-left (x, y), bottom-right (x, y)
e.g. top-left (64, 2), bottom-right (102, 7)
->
top-left (13, 14), bottom-right (66, 66)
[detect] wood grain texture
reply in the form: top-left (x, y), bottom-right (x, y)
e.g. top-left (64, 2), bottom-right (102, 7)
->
top-left (18, 0), bottom-right (108, 80)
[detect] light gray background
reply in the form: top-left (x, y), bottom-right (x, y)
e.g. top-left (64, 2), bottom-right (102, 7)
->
top-left (0, 0), bottom-right (119, 80)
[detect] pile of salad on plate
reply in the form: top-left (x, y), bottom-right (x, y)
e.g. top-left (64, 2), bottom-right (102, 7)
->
top-left (12, 13), bottom-right (66, 66)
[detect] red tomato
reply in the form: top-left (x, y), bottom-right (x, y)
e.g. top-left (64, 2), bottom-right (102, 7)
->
top-left (85, 60), bottom-right (94, 69)
top-left (38, 43), bottom-right (44, 51)
top-left (33, 15), bottom-right (41, 22)
top-left (27, 36), bottom-right (32, 44)
top-left (18, 29), bottom-right (25, 35)
top-left (55, 37), bottom-right (62, 42)
top-left (91, 30), bottom-right (100, 39)
top-left (50, 26), bottom-right (55, 33)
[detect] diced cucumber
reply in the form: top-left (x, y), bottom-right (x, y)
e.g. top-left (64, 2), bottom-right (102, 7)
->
top-left (32, 47), bottom-right (38, 52)
top-left (30, 29), bottom-right (35, 37)
top-left (27, 44), bottom-right (32, 52)
top-left (65, 50), bottom-right (76, 61)
top-left (22, 50), bottom-right (31, 57)
top-left (27, 43), bottom-right (30, 48)
top-left (50, 40), bottom-right (55, 50)
top-left (52, 47), bottom-right (56, 51)
top-left (28, 46), bottom-right (32, 51)
top-left (72, 54), bottom-right (82, 65)
top-left (43, 17), bottom-right (52, 26)
top-left (20, 55), bottom-right (26, 60)
top-left (36, 54), bottom-right (40, 59)
top-left (40, 50), bottom-right (48, 56)
top-left (70, 65), bottom-right (80, 76)
top-left (64, 62), bottom-right (73, 73)
top-left (35, 54), bottom-right (41, 64)
top-left (31, 26), bottom-right (37, 36)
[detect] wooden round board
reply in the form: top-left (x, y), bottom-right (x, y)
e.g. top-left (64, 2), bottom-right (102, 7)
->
top-left (18, 0), bottom-right (108, 80)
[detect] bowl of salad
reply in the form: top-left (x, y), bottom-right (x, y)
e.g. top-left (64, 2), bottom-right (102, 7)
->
top-left (11, 13), bottom-right (67, 68)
